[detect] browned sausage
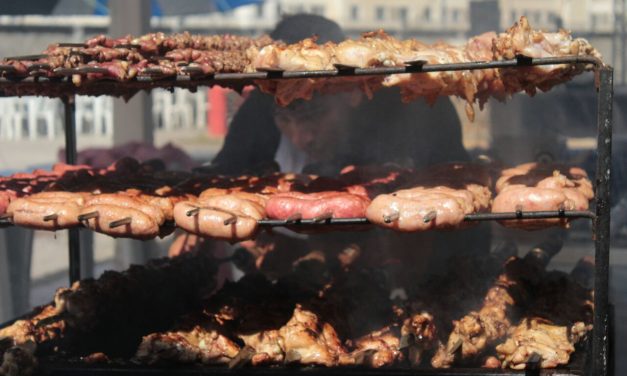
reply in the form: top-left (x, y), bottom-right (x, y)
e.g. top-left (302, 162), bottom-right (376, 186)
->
top-left (80, 204), bottom-right (159, 239)
top-left (8, 195), bottom-right (84, 230)
top-left (174, 194), bottom-right (265, 242)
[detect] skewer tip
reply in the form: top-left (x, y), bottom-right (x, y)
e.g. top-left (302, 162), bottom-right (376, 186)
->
top-left (312, 212), bottom-right (333, 223)
top-left (447, 338), bottom-right (463, 355)
top-left (423, 210), bottom-right (437, 223)
top-left (383, 211), bottom-right (400, 224)
top-left (77, 211), bottom-right (99, 222)
top-left (186, 207), bottom-right (200, 217)
top-left (223, 215), bottom-right (238, 226)
top-left (285, 212), bottom-right (302, 224)
top-left (43, 213), bottom-right (58, 222)
top-left (109, 217), bottom-right (132, 228)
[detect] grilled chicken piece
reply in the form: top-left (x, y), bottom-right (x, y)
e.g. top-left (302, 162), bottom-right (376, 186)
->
top-left (279, 305), bottom-right (347, 366)
top-left (495, 318), bottom-right (577, 370)
top-left (339, 326), bottom-right (403, 368)
top-left (136, 319), bottom-right (240, 365)
top-left (0, 304), bottom-right (67, 376)
top-left (401, 312), bottom-right (438, 367)
top-left (238, 330), bottom-right (285, 365)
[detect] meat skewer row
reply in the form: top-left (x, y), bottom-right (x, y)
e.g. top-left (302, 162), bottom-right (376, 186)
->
top-left (254, 17), bottom-right (600, 119)
top-left (136, 305), bottom-right (348, 368)
top-left (2, 17), bottom-right (599, 116)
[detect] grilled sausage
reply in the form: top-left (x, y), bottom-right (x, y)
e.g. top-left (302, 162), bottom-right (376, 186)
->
top-left (7, 191), bottom-right (86, 230)
top-left (79, 204), bottom-right (159, 239)
top-left (266, 191), bottom-right (370, 220)
top-left (173, 195), bottom-right (265, 242)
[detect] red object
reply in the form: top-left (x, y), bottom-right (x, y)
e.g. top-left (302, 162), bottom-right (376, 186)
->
top-left (208, 86), bottom-right (227, 137)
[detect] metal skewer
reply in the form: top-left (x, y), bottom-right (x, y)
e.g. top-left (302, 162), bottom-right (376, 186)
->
top-left (77, 211), bottom-right (99, 221)
top-left (423, 210), bottom-right (437, 223)
top-left (228, 346), bottom-right (255, 369)
top-left (109, 217), bottom-right (132, 228)
top-left (57, 43), bottom-right (87, 48)
top-left (4, 54), bottom-right (48, 61)
top-left (526, 352), bottom-right (542, 369)
top-left (284, 349), bottom-right (302, 364)
top-left (285, 212), bottom-right (302, 224)
top-left (223, 215), bottom-right (238, 226)
top-left (186, 207), bottom-right (200, 217)
top-left (354, 349), bottom-right (378, 366)
top-left (312, 212), bottom-right (333, 223)
top-left (43, 213), bottom-right (58, 222)
top-left (383, 211), bottom-right (400, 223)
top-left (448, 338), bottom-right (463, 355)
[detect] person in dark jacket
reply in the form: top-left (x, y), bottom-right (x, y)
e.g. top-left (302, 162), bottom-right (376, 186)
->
top-left (208, 15), bottom-right (469, 176)
top-left (193, 14), bottom-right (489, 289)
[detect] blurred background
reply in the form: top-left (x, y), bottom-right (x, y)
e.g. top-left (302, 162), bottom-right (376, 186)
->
top-left (0, 0), bottom-right (625, 372)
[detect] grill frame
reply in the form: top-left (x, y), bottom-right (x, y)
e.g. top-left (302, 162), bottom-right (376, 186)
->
top-left (0, 54), bottom-right (613, 376)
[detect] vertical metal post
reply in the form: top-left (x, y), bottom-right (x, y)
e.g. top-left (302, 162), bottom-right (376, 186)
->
top-left (63, 96), bottom-right (81, 284)
top-left (593, 67), bottom-right (613, 376)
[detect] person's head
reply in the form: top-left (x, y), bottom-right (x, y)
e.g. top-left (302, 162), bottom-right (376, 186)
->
top-left (270, 14), bottom-right (345, 44)
top-left (274, 92), bottom-right (361, 163)
top-left (269, 15), bottom-right (362, 162)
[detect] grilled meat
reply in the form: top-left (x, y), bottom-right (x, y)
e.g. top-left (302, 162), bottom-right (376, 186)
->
top-left (493, 162), bottom-right (593, 229)
top-left (254, 17), bottom-right (600, 118)
top-left (495, 318), bottom-right (578, 370)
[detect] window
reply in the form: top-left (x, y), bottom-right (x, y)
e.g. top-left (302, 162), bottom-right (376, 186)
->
top-left (276, 4), bottom-right (282, 16)
top-left (350, 5), bottom-right (359, 20)
top-left (256, 3), bottom-right (263, 18)
top-left (591, 14), bottom-right (598, 29)
top-left (294, 5), bottom-right (304, 13)
top-left (511, 10), bottom-right (517, 22)
top-left (532, 11), bottom-right (541, 23)
top-left (451, 9), bottom-right (459, 22)
top-left (398, 7), bottom-right (408, 23)
top-left (311, 5), bottom-right (325, 15)
top-left (423, 7), bottom-right (431, 22)
top-left (441, 7), bottom-right (447, 23)
top-left (375, 6), bottom-right (385, 20)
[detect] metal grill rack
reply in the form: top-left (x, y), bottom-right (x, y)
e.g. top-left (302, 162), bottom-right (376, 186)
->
top-left (0, 54), bottom-right (614, 376)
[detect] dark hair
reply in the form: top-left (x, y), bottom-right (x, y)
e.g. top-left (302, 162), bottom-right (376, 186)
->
top-left (270, 14), bottom-right (346, 44)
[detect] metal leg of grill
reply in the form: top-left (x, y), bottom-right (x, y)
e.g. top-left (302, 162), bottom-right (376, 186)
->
top-left (63, 96), bottom-right (81, 285)
top-left (593, 67), bottom-right (613, 376)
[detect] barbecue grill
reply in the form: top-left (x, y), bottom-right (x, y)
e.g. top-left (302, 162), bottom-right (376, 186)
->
top-left (0, 52), bottom-right (614, 376)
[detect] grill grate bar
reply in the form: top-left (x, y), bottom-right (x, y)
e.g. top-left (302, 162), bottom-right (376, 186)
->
top-left (257, 210), bottom-right (595, 227)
